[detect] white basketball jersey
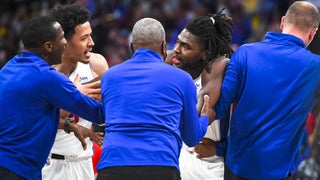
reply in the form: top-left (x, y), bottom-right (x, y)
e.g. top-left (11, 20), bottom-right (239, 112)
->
top-left (50, 62), bottom-right (94, 157)
top-left (179, 75), bottom-right (224, 180)
top-left (193, 75), bottom-right (221, 141)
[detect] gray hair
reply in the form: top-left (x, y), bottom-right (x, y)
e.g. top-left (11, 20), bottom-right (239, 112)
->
top-left (131, 18), bottom-right (165, 49)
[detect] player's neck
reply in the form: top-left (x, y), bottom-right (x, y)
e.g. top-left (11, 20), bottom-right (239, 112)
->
top-left (185, 66), bottom-right (202, 80)
top-left (56, 58), bottom-right (78, 77)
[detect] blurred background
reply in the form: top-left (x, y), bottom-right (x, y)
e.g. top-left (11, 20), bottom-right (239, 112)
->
top-left (0, 0), bottom-right (319, 68)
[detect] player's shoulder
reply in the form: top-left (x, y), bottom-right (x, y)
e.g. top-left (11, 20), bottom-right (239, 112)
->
top-left (90, 53), bottom-right (108, 66)
top-left (212, 56), bottom-right (230, 65)
top-left (91, 52), bottom-right (106, 61)
top-left (89, 52), bottom-right (109, 76)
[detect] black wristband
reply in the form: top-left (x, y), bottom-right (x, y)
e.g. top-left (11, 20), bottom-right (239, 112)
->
top-left (63, 118), bottom-right (73, 134)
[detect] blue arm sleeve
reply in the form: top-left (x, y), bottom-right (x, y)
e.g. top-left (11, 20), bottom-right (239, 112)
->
top-left (214, 50), bottom-right (242, 124)
top-left (216, 140), bottom-right (227, 157)
top-left (213, 51), bottom-right (243, 157)
top-left (180, 76), bottom-right (209, 147)
top-left (215, 105), bottom-right (231, 157)
top-left (42, 69), bottom-right (104, 124)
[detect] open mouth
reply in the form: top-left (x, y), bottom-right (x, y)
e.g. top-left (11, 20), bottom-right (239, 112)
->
top-left (172, 57), bottom-right (182, 65)
top-left (84, 51), bottom-right (91, 59)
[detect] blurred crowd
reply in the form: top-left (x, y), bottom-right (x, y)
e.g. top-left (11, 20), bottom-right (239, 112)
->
top-left (0, 0), bottom-right (318, 68)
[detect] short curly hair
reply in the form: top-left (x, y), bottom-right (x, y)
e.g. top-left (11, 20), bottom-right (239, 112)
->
top-left (21, 16), bottom-right (58, 49)
top-left (49, 3), bottom-right (90, 40)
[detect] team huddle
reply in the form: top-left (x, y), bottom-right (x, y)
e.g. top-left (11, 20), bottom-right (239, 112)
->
top-left (0, 1), bottom-right (320, 180)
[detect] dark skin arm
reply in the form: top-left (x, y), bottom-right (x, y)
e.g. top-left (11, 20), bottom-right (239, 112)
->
top-left (59, 109), bottom-right (104, 150)
top-left (196, 56), bottom-right (229, 113)
top-left (59, 74), bottom-right (104, 150)
top-left (194, 56), bottom-right (229, 158)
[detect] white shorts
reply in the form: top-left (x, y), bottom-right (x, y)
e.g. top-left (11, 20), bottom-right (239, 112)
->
top-left (179, 146), bottom-right (224, 180)
top-left (42, 155), bottom-right (94, 180)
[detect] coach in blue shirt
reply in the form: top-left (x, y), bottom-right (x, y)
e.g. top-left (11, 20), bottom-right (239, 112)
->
top-left (215, 1), bottom-right (320, 179)
top-left (0, 16), bottom-right (104, 180)
top-left (97, 17), bottom-right (215, 180)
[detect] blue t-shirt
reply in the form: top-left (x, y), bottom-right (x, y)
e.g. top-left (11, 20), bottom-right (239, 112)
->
top-left (215, 32), bottom-right (320, 179)
top-left (0, 51), bottom-right (104, 180)
top-left (98, 48), bottom-right (209, 171)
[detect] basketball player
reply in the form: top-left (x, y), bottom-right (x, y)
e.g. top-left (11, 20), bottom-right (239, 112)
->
top-left (42, 4), bottom-right (108, 180)
top-left (166, 11), bottom-right (233, 179)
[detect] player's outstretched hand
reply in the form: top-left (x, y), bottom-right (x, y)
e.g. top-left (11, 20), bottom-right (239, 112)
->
top-left (73, 74), bottom-right (101, 102)
top-left (70, 124), bottom-right (103, 150)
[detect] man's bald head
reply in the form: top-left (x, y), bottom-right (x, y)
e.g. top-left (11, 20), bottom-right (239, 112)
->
top-left (131, 18), bottom-right (166, 55)
top-left (284, 1), bottom-right (319, 31)
top-left (281, 1), bottom-right (319, 46)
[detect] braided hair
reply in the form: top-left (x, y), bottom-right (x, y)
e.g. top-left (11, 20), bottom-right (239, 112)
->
top-left (185, 9), bottom-right (233, 73)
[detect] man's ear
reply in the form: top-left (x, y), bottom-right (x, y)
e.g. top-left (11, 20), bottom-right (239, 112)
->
top-left (201, 50), bottom-right (208, 62)
top-left (280, 16), bottom-right (285, 30)
top-left (130, 42), bottom-right (134, 54)
top-left (44, 41), bottom-right (52, 53)
top-left (161, 41), bottom-right (167, 60)
top-left (310, 28), bottom-right (318, 42)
